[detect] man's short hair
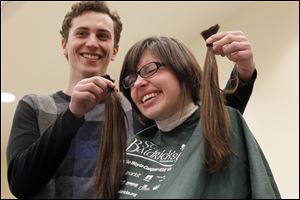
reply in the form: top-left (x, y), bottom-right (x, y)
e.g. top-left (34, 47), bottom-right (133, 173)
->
top-left (60, 1), bottom-right (122, 47)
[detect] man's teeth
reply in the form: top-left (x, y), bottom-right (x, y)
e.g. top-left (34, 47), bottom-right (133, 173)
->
top-left (82, 53), bottom-right (100, 60)
top-left (142, 93), bottom-right (158, 103)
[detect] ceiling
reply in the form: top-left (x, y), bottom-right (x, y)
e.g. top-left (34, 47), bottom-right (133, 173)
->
top-left (1, 1), bottom-right (256, 152)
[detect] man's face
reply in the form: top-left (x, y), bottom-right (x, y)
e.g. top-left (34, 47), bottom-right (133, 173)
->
top-left (62, 11), bottom-right (118, 78)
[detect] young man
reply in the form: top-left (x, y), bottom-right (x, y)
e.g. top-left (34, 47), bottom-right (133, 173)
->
top-left (6, 1), bottom-right (256, 199)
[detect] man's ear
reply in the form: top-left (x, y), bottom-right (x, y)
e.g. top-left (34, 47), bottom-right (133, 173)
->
top-left (111, 46), bottom-right (119, 61)
top-left (61, 38), bottom-right (68, 58)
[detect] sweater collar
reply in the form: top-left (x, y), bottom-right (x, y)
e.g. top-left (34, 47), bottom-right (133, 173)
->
top-left (156, 102), bottom-right (199, 132)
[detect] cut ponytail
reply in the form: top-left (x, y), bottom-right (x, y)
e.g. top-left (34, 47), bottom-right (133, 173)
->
top-left (95, 76), bottom-right (128, 199)
top-left (200, 24), bottom-right (234, 173)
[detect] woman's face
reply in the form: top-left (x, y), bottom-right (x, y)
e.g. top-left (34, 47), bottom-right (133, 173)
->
top-left (130, 50), bottom-right (189, 121)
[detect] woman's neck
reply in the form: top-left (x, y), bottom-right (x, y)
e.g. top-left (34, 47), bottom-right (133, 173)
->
top-left (156, 102), bottom-right (199, 132)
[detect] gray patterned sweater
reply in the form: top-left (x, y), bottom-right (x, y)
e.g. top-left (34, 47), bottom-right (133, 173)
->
top-left (6, 91), bottom-right (134, 199)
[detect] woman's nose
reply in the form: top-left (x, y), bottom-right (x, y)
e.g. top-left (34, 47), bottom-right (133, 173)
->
top-left (133, 75), bottom-right (148, 88)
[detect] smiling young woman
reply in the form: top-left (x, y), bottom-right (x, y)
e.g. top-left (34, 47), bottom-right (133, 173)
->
top-left (95, 34), bottom-right (280, 199)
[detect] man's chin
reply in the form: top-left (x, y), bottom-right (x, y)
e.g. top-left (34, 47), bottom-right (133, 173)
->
top-left (82, 70), bottom-right (106, 77)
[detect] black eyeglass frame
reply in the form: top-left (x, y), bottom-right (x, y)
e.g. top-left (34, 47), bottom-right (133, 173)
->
top-left (122, 61), bottom-right (165, 89)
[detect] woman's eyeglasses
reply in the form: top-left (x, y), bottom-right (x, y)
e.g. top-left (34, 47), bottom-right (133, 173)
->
top-left (123, 62), bottom-right (165, 89)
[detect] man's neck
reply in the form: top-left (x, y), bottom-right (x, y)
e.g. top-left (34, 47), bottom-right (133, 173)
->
top-left (63, 73), bottom-right (85, 95)
top-left (63, 75), bottom-right (79, 96)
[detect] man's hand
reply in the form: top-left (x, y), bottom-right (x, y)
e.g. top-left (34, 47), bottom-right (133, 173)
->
top-left (69, 76), bottom-right (116, 118)
top-left (206, 31), bottom-right (255, 80)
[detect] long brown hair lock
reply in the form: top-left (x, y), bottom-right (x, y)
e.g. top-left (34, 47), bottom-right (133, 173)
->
top-left (95, 75), bottom-right (128, 199)
top-left (200, 24), bottom-right (234, 173)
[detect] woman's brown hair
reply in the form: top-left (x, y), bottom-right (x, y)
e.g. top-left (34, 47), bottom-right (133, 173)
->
top-left (200, 24), bottom-right (236, 172)
top-left (95, 76), bottom-right (128, 199)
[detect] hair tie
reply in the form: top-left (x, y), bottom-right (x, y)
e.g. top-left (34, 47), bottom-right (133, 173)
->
top-left (206, 43), bottom-right (213, 47)
top-left (102, 74), bottom-right (115, 93)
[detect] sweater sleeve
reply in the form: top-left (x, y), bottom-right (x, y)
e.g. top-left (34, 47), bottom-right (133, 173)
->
top-left (6, 99), bottom-right (85, 198)
top-left (223, 67), bottom-right (257, 114)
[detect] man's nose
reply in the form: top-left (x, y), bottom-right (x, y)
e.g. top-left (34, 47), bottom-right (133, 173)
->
top-left (86, 35), bottom-right (98, 48)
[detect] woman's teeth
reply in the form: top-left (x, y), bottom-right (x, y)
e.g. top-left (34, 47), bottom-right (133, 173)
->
top-left (142, 93), bottom-right (158, 103)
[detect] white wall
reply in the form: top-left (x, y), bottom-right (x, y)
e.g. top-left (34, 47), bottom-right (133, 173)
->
top-left (188, 2), bottom-right (299, 199)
